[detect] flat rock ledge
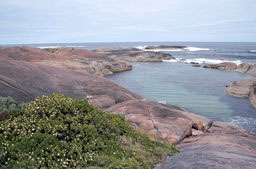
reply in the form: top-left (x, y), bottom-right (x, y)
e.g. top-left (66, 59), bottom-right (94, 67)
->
top-left (225, 79), bottom-right (256, 108)
top-left (155, 121), bottom-right (256, 169)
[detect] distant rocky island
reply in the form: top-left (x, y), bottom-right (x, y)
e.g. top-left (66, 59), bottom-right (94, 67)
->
top-left (144, 45), bottom-right (187, 50)
top-left (0, 45), bottom-right (256, 168)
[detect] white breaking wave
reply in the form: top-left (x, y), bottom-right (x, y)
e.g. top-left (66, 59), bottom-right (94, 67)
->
top-left (162, 59), bottom-right (178, 63)
top-left (249, 50), bottom-right (256, 53)
top-left (136, 45), bottom-right (147, 50)
top-left (184, 47), bottom-right (210, 52)
top-left (176, 58), bottom-right (242, 65)
top-left (135, 46), bottom-right (210, 52)
top-left (158, 100), bottom-right (167, 105)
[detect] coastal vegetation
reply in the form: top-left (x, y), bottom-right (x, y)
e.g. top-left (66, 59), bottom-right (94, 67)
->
top-left (0, 97), bottom-right (24, 121)
top-left (0, 94), bottom-right (178, 168)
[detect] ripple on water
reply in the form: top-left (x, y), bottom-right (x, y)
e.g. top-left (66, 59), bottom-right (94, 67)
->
top-left (227, 116), bottom-right (256, 133)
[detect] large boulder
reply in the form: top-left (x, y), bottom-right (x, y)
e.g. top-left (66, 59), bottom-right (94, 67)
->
top-left (225, 79), bottom-right (256, 98)
top-left (249, 82), bottom-right (256, 108)
top-left (155, 121), bottom-right (256, 169)
top-left (246, 64), bottom-right (256, 74)
top-left (235, 62), bottom-right (251, 73)
top-left (225, 79), bottom-right (256, 108)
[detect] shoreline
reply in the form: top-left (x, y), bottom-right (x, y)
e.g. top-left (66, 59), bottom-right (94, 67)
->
top-left (0, 45), bottom-right (256, 168)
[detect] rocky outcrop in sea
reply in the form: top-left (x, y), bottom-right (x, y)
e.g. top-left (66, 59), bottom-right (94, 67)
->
top-left (203, 62), bottom-right (256, 74)
top-left (226, 79), bottom-right (256, 108)
top-left (94, 46), bottom-right (175, 62)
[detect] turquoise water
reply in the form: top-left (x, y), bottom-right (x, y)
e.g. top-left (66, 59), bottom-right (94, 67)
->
top-left (106, 62), bottom-right (256, 133)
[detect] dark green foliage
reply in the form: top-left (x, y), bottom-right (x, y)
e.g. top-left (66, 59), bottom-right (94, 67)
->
top-left (0, 97), bottom-right (23, 121)
top-left (0, 94), bottom-right (178, 168)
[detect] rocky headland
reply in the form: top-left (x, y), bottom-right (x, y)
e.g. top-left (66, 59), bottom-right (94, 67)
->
top-left (0, 46), bottom-right (256, 168)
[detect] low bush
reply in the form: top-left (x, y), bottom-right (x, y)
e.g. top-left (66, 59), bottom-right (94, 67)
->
top-left (0, 94), bottom-right (178, 168)
top-left (0, 97), bottom-right (23, 121)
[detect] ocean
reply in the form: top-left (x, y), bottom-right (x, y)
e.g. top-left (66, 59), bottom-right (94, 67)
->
top-left (2, 42), bottom-right (256, 133)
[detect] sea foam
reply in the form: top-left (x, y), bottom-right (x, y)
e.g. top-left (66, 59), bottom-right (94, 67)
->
top-left (249, 50), bottom-right (256, 53)
top-left (184, 47), bottom-right (210, 52)
top-left (177, 58), bottom-right (242, 65)
top-left (136, 46), bottom-right (210, 52)
top-left (162, 59), bottom-right (178, 63)
top-left (227, 116), bottom-right (256, 133)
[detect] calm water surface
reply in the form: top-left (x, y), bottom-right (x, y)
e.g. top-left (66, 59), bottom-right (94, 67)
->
top-left (106, 62), bottom-right (256, 133)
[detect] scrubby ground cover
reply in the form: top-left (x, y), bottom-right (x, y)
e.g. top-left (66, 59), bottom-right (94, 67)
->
top-left (0, 94), bottom-right (178, 168)
top-left (0, 97), bottom-right (25, 121)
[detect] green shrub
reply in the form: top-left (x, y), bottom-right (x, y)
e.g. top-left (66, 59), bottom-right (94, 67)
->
top-left (0, 97), bottom-right (23, 121)
top-left (0, 94), bottom-right (178, 168)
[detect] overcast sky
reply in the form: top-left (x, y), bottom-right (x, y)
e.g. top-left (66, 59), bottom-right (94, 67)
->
top-left (0, 0), bottom-right (256, 44)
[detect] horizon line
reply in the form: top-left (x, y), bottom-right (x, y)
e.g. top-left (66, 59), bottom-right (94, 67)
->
top-left (1, 40), bottom-right (256, 46)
